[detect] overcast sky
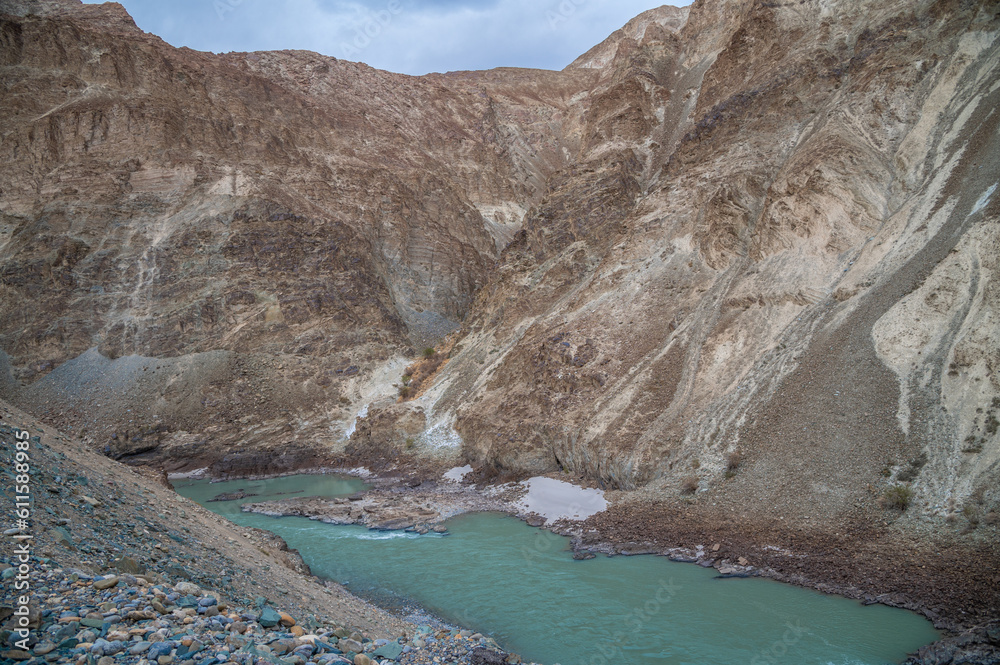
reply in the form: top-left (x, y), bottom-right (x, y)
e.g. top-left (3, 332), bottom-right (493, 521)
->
top-left (88, 0), bottom-right (690, 76)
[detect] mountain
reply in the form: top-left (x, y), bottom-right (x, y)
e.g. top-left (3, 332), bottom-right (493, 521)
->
top-left (1, 0), bottom-right (998, 619)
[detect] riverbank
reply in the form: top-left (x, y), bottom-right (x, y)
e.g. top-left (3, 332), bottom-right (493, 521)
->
top-left (222, 465), bottom-right (1000, 664)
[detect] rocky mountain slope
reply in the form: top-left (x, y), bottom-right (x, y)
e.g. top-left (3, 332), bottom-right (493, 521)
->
top-left (0, 399), bottom-right (525, 664)
top-left (1, 0), bottom-right (999, 629)
top-left (0, 396), bottom-right (410, 638)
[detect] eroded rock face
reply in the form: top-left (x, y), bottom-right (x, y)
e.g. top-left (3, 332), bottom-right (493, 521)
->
top-left (0, 0), bottom-right (594, 461)
top-left (2, 0), bottom-right (999, 533)
top-left (431, 0), bottom-right (1000, 526)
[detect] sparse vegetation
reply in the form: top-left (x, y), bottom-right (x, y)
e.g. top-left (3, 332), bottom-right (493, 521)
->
top-left (896, 452), bottom-right (927, 483)
top-left (405, 437), bottom-right (416, 450)
top-left (962, 504), bottom-right (980, 527)
top-left (398, 346), bottom-right (449, 400)
top-left (681, 476), bottom-right (700, 494)
top-left (881, 484), bottom-right (913, 511)
top-left (725, 450), bottom-right (741, 473)
top-left (962, 435), bottom-right (983, 454)
top-left (691, 458), bottom-right (700, 470)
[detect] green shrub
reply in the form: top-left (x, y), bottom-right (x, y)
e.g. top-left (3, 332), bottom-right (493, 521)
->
top-left (398, 386), bottom-right (410, 399)
top-left (881, 484), bottom-right (913, 511)
top-left (423, 347), bottom-right (436, 358)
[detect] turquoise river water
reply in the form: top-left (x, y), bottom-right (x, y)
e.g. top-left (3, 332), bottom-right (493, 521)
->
top-left (174, 474), bottom-right (940, 665)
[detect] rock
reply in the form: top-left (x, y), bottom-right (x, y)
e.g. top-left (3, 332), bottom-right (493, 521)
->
top-left (230, 621), bottom-right (247, 634)
top-left (338, 639), bottom-right (363, 654)
top-left (51, 526), bottom-right (75, 549)
top-left (711, 543), bottom-right (720, 552)
top-left (148, 642), bottom-right (174, 660)
top-left (279, 612), bottom-right (296, 627)
top-left (0, 650), bottom-right (32, 661)
top-left (354, 655), bottom-right (372, 665)
top-left (174, 581), bottom-right (201, 596)
top-left (259, 606), bottom-right (282, 628)
top-left (127, 610), bottom-right (156, 621)
top-left (432, 525), bottom-right (448, 533)
top-left (471, 647), bottom-right (508, 665)
top-left (738, 557), bottom-right (749, 566)
top-left (371, 641), bottom-right (404, 660)
top-left (129, 642), bottom-right (152, 655)
top-left (112, 556), bottom-right (144, 574)
top-left (289, 625), bottom-right (305, 637)
top-left (98, 657), bottom-right (114, 665)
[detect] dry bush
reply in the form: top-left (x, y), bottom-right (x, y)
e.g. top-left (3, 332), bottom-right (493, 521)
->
top-left (681, 476), bottom-right (700, 494)
top-left (399, 350), bottom-right (446, 400)
top-left (880, 484), bottom-right (913, 511)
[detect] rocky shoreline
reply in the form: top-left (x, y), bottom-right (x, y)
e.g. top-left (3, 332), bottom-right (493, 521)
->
top-left (0, 565), bottom-right (517, 665)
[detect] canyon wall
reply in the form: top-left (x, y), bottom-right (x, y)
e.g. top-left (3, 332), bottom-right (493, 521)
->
top-left (1, 0), bottom-right (998, 531)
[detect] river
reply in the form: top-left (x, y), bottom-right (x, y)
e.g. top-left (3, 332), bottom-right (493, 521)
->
top-left (174, 474), bottom-right (939, 665)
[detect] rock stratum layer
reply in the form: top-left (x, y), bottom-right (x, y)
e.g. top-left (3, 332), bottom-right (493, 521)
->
top-left (2, 0), bottom-right (1000, 629)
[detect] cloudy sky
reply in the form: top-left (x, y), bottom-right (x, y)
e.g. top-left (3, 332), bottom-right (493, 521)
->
top-left (89, 0), bottom-right (689, 76)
